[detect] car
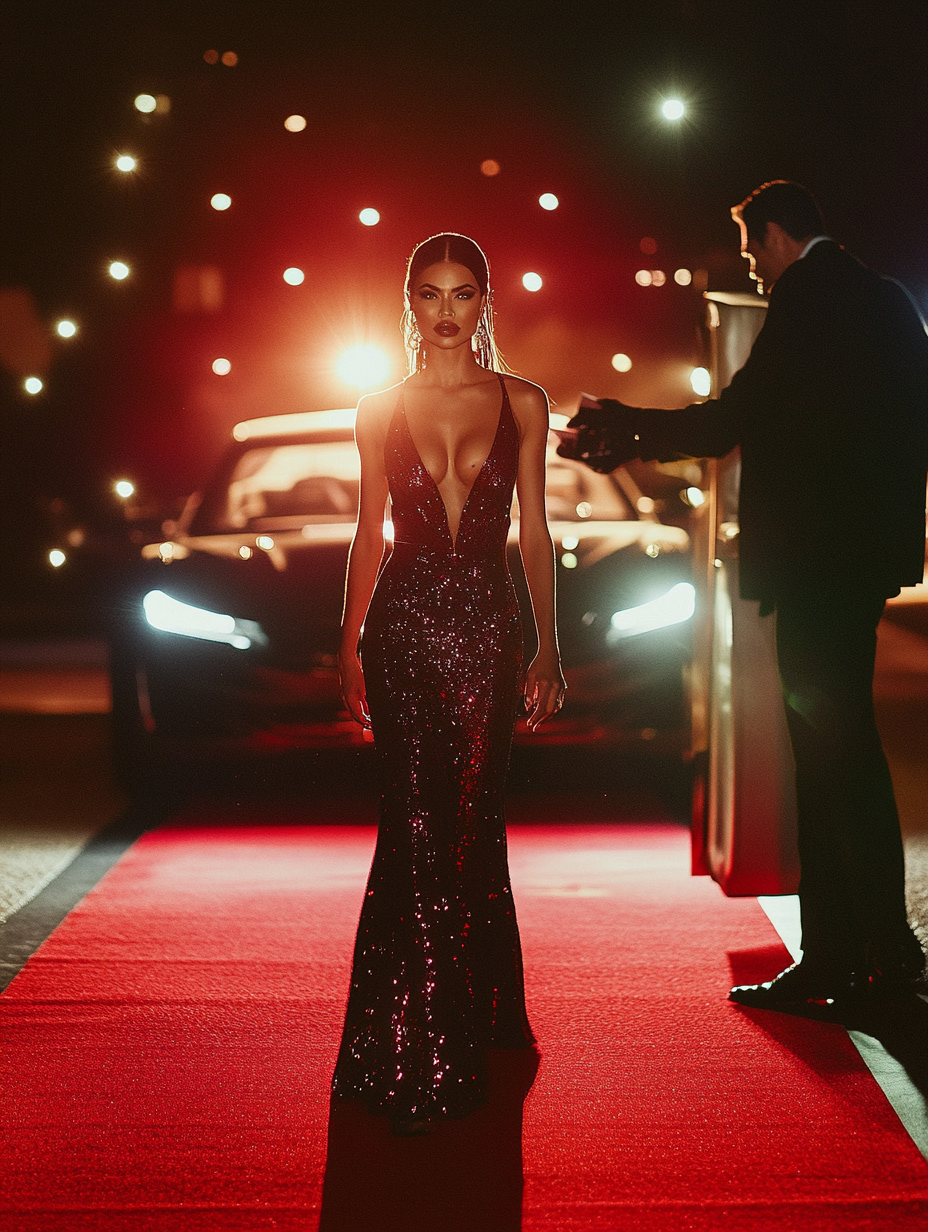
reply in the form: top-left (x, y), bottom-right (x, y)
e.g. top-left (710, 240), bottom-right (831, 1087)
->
top-left (109, 405), bottom-right (696, 786)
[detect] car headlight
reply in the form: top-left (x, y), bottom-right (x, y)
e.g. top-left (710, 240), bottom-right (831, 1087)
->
top-left (607, 581), bottom-right (695, 641)
top-left (142, 590), bottom-right (268, 651)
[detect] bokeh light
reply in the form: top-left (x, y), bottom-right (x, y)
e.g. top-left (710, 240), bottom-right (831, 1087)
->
top-left (284, 114), bottom-right (307, 132)
top-left (684, 486), bottom-right (706, 508)
top-left (203, 49), bottom-right (219, 64)
top-left (49, 549), bottom-right (66, 568)
top-left (256, 535), bottom-right (275, 550)
top-left (539, 193), bottom-right (559, 211)
top-left (522, 272), bottom-right (543, 292)
top-left (611, 353), bottom-right (632, 373)
top-left (639, 237), bottom-right (658, 254)
top-left (690, 367), bottom-right (711, 397)
top-left (561, 552), bottom-right (578, 569)
top-left (56, 320), bottom-right (77, 338)
top-left (283, 267), bottom-right (305, 285)
top-left (651, 270), bottom-right (667, 287)
top-left (109, 261), bottom-right (130, 280)
top-left (674, 268), bottom-right (693, 286)
top-left (115, 154), bottom-right (137, 172)
top-left (210, 193), bottom-right (232, 211)
top-left (212, 358), bottom-right (232, 375)
top-left (661, 99), bottom-right (685, 120)
top-left (336, 344), bottom-right (390, 388)
top-left (114, 480), bottom-right (135, 499)
top-left (480, 159), bottom-right (501, 176)
top-left (635, 270), bottom-right (653, 287)
top-left (576, 502), bottom-right (593, 519)
top-left (24, 376), bottom-right (43, 395)
top-left (221, 51), bottom-right (238, 66)
top-left (238, 545), bottom-right (253, 559)
top-left (359, 208), bottom-right (380, 226)
top-left (134, 94), bottom-right (156, 113)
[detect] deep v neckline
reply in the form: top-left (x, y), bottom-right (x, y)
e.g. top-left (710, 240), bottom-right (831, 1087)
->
top-left (401, 376), bottom-right (508, 553)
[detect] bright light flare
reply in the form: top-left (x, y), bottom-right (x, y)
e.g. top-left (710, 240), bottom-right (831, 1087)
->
top-left (142, 590), bottom-right (266, 651)
top-left (684, 486), bottom-right (706, 507)
top-left (24, 377), bottom-right (43, 395)
top-left (674, 268), bottom-right (693, 286)
top-left (522, 272), bottom-right (543, 292)
top-left (115, 154), bottom-right (137, 172)
top-left (610, 581), bottom-right (695, 639)
top-left (285, 114), bottom-right (307, 132)
top-left (212, 358), bottom-right (231, 375)
top-left (114, 480), bottom-right (135, 499)
top-left (210, 193), bottom-right (232, 211)
top-left (635, 270), bottom-right (652, 287)
top-left (109, 261), bottom-right (130, 280)
top-left (661, 99), bottom-right (685, 120)
top-left (56, 319), bottom-right (77, 338)
top-left (134, 94), bottom-right (157, 113)
top-left (611, 353), bottom-right (632, 373)
top-left (336, 344), bottom-right (390, 389)
top-left (538, 193), bottom-right (559, 211)
top-left (283, 267), bottom-right (305, 285)
top-left (359, 208), bottom-right (380, 226)
top-left (690, 367), bottom-right (711, 397)
top-left (49, 549), bottom-right (66, 568)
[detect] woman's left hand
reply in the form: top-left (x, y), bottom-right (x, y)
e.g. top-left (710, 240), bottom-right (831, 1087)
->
top-left (523, 654), bottom-right (566, 731)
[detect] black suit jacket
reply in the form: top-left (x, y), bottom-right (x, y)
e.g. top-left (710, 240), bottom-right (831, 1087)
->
top-left (620, 241), bottom-right (928, 601)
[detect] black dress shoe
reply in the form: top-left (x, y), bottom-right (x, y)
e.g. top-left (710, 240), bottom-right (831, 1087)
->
top-left (729, 961), bottom-right (890, 1010)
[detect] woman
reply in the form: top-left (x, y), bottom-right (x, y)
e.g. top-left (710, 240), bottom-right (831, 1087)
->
top-left (333, 233), bottom-right (564, 1134)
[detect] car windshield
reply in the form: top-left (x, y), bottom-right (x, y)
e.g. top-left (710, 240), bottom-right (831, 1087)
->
top-left (190, 436), bottom-right (636, 535)
top-left (194, 441), bottom-right (361, 534)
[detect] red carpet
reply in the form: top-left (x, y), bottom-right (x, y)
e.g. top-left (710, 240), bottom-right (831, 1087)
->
top-left (2, 814), bottom-right (926, 1230)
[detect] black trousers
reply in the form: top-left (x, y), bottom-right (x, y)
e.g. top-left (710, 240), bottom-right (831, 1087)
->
top-left (774, 590), bottom-right (918, 971)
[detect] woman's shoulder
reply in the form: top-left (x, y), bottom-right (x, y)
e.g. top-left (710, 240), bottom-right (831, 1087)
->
top-left (356, 382), bottom-right (404, 424)
top-left (501, 374), bottom-right (550, 423)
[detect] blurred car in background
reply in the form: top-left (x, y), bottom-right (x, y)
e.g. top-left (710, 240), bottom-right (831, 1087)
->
top-left (109, 406), bottom-right (696, 786)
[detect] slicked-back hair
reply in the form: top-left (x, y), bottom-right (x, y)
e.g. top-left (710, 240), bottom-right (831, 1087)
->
top-left (401, 232), bottom-right (509, 375)
top-left (732, 181), bottom-right (826, 245)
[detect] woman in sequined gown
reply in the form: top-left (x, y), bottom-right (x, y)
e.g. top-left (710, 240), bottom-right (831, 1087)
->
top-left (334, 234), bottom-right (564, 1133)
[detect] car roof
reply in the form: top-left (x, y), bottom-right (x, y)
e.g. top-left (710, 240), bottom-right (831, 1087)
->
top-left (232, 405), bottom-right (573, 443)
top-left (232, 408), bottom-right (357, 441)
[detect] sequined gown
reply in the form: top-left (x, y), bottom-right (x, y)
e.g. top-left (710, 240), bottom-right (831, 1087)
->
top-left (332, 374), bottom-right (535, 1123)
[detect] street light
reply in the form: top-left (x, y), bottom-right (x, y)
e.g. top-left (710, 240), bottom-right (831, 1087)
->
top-left (115, 154), bottom-right (137, 172)
top-left (109, 261), bottom-right (130, 280)
top-left (114, 480), bottom-right (135, 499)
top-left (56, 320), bottom-right (77, 338)
top-left (24, 377), bottom-right (43, 395)
top-left (359, 208), bottom-right (380, 226)
top-left (661, 99), bottom-right (685, 120)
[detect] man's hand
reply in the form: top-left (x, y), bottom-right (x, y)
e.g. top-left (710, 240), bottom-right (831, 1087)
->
top-left (555, 395), bottom-right (642, 474)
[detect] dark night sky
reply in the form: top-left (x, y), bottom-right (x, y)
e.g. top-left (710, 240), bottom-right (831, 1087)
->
top-left (2, 0), bottom-right (926, 539)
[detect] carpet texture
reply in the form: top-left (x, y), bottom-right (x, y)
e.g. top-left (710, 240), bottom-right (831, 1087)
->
top-left (2, 815), bottom-right (926, 1230)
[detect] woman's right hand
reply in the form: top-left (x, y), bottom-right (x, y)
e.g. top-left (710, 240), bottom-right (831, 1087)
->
top-left (338, 651), bottom-right (371, 729)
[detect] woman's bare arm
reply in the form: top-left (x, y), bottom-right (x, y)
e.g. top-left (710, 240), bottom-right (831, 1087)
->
top-left (510, 378), bottom-right (566, 730)
top-left (338, 391), bottom-right (392, 726)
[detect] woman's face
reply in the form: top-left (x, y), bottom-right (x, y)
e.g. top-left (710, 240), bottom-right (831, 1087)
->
top-left (410, 261), bottom-right (486, 353)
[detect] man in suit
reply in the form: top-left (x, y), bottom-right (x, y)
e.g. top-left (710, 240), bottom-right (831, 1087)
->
top-left (561, 181), bottom-right (928, 1009)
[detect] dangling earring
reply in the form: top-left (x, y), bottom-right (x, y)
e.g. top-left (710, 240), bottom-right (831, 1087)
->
top-left (409, 320), bottom-right (422, 350)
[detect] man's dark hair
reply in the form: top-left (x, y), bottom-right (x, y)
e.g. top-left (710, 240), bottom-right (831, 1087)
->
top-left (732, 181), bottom-right (825, 244)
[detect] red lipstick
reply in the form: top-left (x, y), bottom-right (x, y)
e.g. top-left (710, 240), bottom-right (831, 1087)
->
top-left (434, 322), bottom-right (460, 337)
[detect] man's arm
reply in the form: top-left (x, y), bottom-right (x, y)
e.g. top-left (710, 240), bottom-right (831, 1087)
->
top-left (561, 273), bottom-right (803, 470)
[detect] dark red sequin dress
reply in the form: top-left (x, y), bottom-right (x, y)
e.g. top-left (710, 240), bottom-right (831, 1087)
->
top-left (332, 374), bottom-right (535, 1124)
